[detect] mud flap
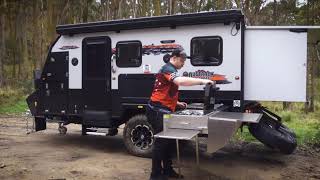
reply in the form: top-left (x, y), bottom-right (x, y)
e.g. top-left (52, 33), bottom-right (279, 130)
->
top-left (26, 91), bottom-right (39, 116)
top-left (35, 117), bottom-right (46, 131)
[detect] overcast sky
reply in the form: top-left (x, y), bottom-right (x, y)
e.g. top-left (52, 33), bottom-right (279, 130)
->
top-left (266, 0), bottom-right (306, 4)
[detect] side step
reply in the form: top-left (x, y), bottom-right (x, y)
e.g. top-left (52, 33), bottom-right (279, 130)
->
top-left (86, 132), bottom-right (108, 136)
top-left (82, 127), bottom-right (118, 136)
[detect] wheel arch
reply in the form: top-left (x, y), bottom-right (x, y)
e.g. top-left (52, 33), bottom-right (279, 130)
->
top-left (121, 107), bottom-right (146, 124)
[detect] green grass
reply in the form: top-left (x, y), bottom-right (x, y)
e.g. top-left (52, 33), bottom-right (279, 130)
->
top-left (0, 98), bottom-right (28, 115)
top-left (0, 86), bottom-right (28, 116)
top-left (284, 111), bottom-right (320, 145)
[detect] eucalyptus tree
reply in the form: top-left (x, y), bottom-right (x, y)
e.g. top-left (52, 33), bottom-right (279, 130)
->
top-left (0, 0), bottom-right (6, 86)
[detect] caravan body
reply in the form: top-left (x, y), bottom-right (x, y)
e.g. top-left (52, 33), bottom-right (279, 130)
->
top-left (26, 10), bottom-right (316, 156)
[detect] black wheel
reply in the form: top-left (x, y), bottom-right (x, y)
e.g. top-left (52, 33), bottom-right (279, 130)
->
top-left (249, 117), bottom-right (297, 154)
top-left (260, 113), bottom-right (297, 138)
top-left (278, 123), bottom-right (296, 138)
top-left (123, 115), bottom-right (154, 157)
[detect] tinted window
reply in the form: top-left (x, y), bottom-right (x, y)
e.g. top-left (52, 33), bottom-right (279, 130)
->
top-left (86, 42), bottom-right (107, 78)
top-left (116, 41), bottom-right (142, 67)
top-left (191, 36), bottom-right (223, 66)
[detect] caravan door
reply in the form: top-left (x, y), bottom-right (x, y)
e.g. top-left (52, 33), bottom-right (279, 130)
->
top-left (244, 27), bottom-right (311, 102)
top-left (82, 36), bottom-right (112, 126)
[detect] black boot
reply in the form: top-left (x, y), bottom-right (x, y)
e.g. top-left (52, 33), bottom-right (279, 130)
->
top-left (163, 168), bottom-right (184, 179)
top-left (150, 174), bottom-right (168, 180)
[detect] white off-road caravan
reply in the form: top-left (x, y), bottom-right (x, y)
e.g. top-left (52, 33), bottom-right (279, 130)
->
top-left (27, 10), bottom-right (318, 156)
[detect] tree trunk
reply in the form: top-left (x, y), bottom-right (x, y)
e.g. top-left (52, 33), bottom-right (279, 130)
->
top-left (169, 0), bottom-right (172, 15)
top-left (16, 2), bottom-right (25, 80)
top-left (101, 0), bottom-right (105, 20)
top-left (141, 0), bottom-right (147, 17)
top-left (40, 0), bottom-right (44, 68)
top-left (304, 0), bottom-right (313, 113)
top-left (310, 0), bottom-right (316, 112)
top-left (47, 0), bottom-right (57, 40)
top-left (0, 0), bottom-right (6, 87)
top-left (111, 0), bottom-right (118, 20)
top-left (153, 0), bottom-right (161, 16)
top-left (11, 6), bottom-right (17, 80)
top-left (283, 102), bottom-right (292, 111)
top-left (59, 0), bottom-right (70, 24)
top-left (22, 12), bottom-right (28, 80)
top-left (32, 0), bottom-right (41, 70)
top-left (82, 0), bottom-right (89, 22)
top-left (198, 0), bottom-right (204, 12)
top-left (305, 42), bottom-right (315, 113)
top-left (309, 45), bottom-right (316, 112)
top-left (178, 0), bottom-right (183, 13)
top-left (133, 0), bottom-right (136, 18)
top-left (118, 0), bottom-right (123, 19)
top-left (106, 0), bottom-right (110, 20)
top-left (273, 0), bottom-right (277, 25)
top-left (12, 51), bottom-right (16, 80)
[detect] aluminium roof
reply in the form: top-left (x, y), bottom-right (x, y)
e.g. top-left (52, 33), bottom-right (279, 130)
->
top-left (56, 9), bottom-right (244, 35)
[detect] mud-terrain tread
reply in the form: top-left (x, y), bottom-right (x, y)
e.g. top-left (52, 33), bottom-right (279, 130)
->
top-left (123, 114), bottom-right (153, 158)
top-left (249, 117), bottom-right (297, 154)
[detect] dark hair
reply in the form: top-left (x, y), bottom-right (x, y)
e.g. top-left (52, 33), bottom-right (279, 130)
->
top-left (171, 49), bottom-right (189, 59)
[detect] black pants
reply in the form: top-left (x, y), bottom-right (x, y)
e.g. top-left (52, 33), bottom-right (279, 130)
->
top-left (146, 103), bottom-right (175, 176)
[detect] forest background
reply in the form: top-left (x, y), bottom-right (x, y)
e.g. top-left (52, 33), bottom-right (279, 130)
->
top-left (0, 0), bottom-right (319, 145)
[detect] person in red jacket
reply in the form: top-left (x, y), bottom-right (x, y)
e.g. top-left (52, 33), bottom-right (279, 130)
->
top-left (147, 49), bottom-right (214, 180)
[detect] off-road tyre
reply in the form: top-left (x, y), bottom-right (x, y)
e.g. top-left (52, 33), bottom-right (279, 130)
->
top-left (278, 123), bottom-right (296, 138)
top-left (249, 117), bottom-right (297, 154)
top-left (123, 114), bottom-right (154, 158)
top-left (259, 112), bottom-right (297, 138)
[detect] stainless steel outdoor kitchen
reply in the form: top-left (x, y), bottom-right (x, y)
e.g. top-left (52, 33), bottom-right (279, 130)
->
top-left (154, 84), bottom-right (263, 175)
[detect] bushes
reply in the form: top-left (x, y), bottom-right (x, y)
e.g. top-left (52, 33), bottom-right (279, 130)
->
top-left (280, 111), bottom-right (296, 123)
top-left (0, 86), bottom-right (24, 105)
top-left (0, 86), bottom-right (28, 115)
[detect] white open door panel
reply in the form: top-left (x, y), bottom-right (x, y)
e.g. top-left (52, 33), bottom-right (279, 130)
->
top-left (244, 27), bottom-right (307, 102)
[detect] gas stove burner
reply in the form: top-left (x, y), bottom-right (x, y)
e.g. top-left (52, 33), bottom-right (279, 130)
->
top-left (186, 103), bottom-right (204, 110)
top-left (175, 109), bottom-right (204, 116)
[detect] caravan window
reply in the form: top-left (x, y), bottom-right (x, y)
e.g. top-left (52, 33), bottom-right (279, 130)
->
top-left (86, 42), bottom-right (107, 78)
top-left (191, 36), bottom-right (223, 66)
top-left (116, 41), bottom-right (142, 67)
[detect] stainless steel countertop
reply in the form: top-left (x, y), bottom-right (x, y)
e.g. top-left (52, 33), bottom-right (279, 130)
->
top-left (154, 129), bottom-right (199, 140)
top-left (209, 111), bottom-right (262, 123)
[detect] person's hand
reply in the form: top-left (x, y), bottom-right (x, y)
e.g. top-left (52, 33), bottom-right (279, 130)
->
top-left (201, 79), bottom-right (215, 85)
top-left (177, 101), bottom-right (187, 109)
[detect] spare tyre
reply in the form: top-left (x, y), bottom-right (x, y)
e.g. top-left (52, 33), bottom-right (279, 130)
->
top-left (259, 112), bottom-right (297, 138)
top-left (249, 116), bottom-right (297, 154)
top-left (278, 122), bottom-right (296, 138)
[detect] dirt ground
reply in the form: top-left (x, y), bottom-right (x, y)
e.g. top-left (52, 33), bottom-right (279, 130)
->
top-left (0, 117), bottom-right (319, 180)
